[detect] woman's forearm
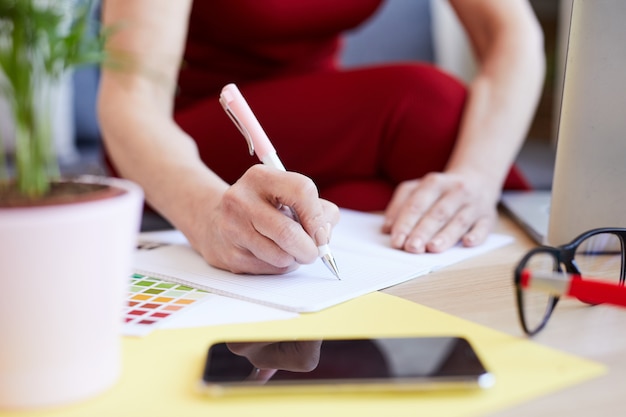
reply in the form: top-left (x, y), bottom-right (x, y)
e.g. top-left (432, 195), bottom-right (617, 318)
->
top-left (98, 0), bottom-right (229, 234)
top-left (446, 0), bottom-right (546, 188)
top-left (98, 84), bottom-right (229, 234)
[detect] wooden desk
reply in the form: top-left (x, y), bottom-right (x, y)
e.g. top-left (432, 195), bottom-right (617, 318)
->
top-left (383, 211), bottom-right (626, 416)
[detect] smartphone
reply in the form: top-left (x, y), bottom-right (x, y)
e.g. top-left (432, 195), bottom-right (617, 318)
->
top-left (199, 336), bottom-right (494, 396)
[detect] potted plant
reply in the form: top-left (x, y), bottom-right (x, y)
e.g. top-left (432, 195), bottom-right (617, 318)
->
top-left (0, 0), bottom-right (143, 410)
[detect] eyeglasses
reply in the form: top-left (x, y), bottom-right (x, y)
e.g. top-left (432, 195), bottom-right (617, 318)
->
top-left (514, 228), bottom-right (626, 336)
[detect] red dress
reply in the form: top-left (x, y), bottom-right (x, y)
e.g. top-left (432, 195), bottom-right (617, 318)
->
top-left (172, 0), bottom-right (529, 211)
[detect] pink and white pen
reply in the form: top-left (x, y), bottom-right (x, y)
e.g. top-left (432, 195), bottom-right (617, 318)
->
top-left (219, 83), bottom-right (341, 280)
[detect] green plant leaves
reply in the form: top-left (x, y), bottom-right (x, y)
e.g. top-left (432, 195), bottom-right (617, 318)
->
top-left (0, 0), bottom-right (108, 197)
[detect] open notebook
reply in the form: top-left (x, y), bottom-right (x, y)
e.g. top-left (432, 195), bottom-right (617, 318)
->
top-left (134, 209), bottom-right (512, 313)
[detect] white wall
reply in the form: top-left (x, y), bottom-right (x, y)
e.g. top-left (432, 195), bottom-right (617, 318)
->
top-left (431, 0), bottom-right (477, 83)
top-left (0, 74), bottom-right (77, 163)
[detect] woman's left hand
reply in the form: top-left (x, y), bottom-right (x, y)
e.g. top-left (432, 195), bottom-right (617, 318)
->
top-left (382, 171), bottom-right (500, 253)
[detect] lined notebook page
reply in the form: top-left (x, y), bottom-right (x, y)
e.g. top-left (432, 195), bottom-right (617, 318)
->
top-left (134, 209), bottom-right (513, 312)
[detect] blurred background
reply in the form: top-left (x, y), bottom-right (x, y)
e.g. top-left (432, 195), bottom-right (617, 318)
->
top-left (0, 0), bottom-right (569, 191)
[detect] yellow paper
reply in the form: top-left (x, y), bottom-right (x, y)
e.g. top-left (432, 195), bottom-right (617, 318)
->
top-left (3, 293), bottom-right (604, 417)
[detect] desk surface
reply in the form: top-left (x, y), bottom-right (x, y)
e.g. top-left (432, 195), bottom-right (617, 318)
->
top-left (383, 210), bottom-right (626, 417)
top-left (8, 211), bottom-right (619, 417)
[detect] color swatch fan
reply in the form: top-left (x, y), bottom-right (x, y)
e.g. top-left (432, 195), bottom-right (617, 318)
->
top-left (123, 274), bottom-right (210, 336)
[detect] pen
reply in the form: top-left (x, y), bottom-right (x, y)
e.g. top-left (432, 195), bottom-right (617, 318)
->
top-left (520, 269), bottom-right (626, 307)
top-left (219, 83), bottom-right (341, 280)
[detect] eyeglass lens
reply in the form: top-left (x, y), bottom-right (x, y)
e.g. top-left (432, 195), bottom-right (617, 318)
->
top-left (519, 251), bottom-right (559, 334)
top-left (574, 233), bottom-right (623, 284)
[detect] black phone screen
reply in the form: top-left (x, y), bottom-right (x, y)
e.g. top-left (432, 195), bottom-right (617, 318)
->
top-left (201, 336), bottom-right (493, 393)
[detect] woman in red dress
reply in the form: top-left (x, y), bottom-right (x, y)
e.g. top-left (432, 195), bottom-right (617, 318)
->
top-left (98, 1), bottom-right (545, 274)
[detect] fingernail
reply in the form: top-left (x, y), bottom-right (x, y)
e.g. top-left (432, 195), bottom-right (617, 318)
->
top-left (407, 238), bottom-right (424, 253)
top-left (314, 224), bottom-right (330, 246)
top-left (429, 237), bottom-right (443, 250)
top-left (391, 233), bottom-right (407, 248)
top-left (464, 234), bottom-right (477, 245)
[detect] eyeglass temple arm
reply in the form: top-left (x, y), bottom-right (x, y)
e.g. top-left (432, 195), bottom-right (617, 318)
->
top-left (520, 269), bottom-right (626, 308)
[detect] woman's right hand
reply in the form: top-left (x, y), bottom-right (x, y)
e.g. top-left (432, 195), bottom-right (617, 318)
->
top-left (189, 164), bottom-right (340, 275)
top-left (99, 1), bottom-right (340, 275)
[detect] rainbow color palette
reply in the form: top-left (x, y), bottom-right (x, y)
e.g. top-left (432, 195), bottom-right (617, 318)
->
top-left (123, 273), bottom-right (210, 336)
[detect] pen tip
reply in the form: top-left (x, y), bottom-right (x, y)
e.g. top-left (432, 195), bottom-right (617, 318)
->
top-left (333, 267), bottom-right (341, 281)
top-left (321, 254), bottom-right (341, 280)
